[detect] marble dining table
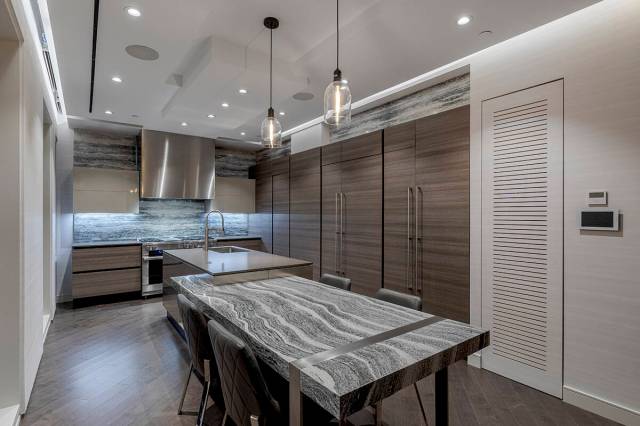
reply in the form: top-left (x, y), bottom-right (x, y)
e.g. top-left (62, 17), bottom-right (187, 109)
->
top-left (170, 273), bottom-right (490, 425)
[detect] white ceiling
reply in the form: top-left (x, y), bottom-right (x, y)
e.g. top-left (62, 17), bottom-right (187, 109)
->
top-left (48, 0), bottom-right (598, 148)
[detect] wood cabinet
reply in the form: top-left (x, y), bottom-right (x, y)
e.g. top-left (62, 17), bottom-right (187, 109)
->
top-left (290, 148), bottom-right (321, 280)
top-left (383, 122), bottom-right (416, 294)
top-left (72, 244), bottom-right (141, 299)
top-left (250, 160), bottom-right (273, 252)
top-left (272, 157), bottom-right (290, 257)
top-left (321, 131), bottom-right (383, 296)
top-left (415, 105), bottom-right (470, 323)
top-left (382, 107), bottom-right (470, 322)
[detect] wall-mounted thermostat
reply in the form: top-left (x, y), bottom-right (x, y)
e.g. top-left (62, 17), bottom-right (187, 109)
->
top-left (587, 191), bottom-right (608, 206)
top-left (579, 208), bottom-right (619, 231)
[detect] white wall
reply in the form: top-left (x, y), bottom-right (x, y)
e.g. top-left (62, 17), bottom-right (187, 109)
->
top-left (0, 39), bottom-right (22, 412)
top-left (0, 0), bottom-right (70, 415)
top-left (467, 0), bottom-right (640, 423)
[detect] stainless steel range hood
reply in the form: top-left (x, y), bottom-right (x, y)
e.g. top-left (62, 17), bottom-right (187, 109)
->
top-left (141, 129), bottom-right (216, 199)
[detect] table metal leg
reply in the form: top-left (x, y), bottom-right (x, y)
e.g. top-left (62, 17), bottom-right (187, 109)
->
top-left (374, 401), bottom-right (383, 426)
top-left (435, 367), bottom-right (448, 426)
top-left (289, 364), bottom-right (302, 425)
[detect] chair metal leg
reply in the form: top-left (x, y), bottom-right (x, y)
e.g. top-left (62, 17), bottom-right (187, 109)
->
top-left (197, 380), bottom-right (210, 426)
top-left (414, 383), bottom-right (429, 426)
top-left (222, 412), bottom-right (228, 426)
top-left (177, 363), bottom-right (194, 415)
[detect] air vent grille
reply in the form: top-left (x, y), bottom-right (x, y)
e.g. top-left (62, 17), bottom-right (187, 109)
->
top-left (491, 98), bottom-right (549, 371)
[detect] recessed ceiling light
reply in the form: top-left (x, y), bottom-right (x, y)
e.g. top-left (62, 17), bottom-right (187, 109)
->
top-left (111, 76), bottom-right (122, 83)
top-left (241, 132), bottom-right (246, 136)
top-left (105, 110), bottom-right (113, 115)
top-left (279, 111), bottom-right (285, 116)
top-left (238, 89), bottom-right (248, 94)
top-left (457, 15), bottom-right (472, 26)
top-left (207, 114), bottom-right (215, 119)
top-left (181, 122), bottom-right (188, 127)
top-left (221, 103), bottom-right (229, 108)
top-left (125, 7), bottom-right (141, 17)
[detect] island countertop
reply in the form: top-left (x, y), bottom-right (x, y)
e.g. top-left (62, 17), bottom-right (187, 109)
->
top-left (163, 247), bottom-right (313, 276)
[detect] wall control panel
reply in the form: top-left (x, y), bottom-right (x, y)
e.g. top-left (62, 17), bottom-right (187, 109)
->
top-left (579, 208), bottom-right (619, 231)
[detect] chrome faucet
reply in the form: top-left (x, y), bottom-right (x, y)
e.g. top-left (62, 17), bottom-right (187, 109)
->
top-left (204, 210), bottom-right (225, 251)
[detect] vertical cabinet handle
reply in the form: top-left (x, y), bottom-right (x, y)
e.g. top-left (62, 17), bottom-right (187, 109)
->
top-left (415, 186), bottom-right (424, 295)
top-left (335, 192), bottom-right (339, 273)
top-left (407, 187), bottom-right (413, 291)
top-left (340, 192), bottom-right (345, 276)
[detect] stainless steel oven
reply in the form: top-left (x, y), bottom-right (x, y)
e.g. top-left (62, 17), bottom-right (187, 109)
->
top-left (142, 247), bottom-right (164, 296)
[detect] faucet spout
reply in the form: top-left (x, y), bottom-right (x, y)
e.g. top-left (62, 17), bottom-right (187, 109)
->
top-left (204, 210), bottom-right (225, 251)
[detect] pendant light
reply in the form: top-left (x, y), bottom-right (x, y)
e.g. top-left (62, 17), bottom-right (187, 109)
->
top-left (260, 17), bottom-right (283, 148)
top-left (323, 0), bottom-right (351, 127)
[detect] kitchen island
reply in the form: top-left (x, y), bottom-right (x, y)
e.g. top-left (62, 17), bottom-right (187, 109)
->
top-left (162, 246), bottom-right (313, 331)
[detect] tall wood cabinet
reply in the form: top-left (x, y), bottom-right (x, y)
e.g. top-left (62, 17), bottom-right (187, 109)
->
top-left (271, 157), bottom-right (290, 257)
top-left (383, 106), bottom-right (470, 322)
top-left (321, 132), bottom-right (383, 296)
top-left (251, 160), bottom-right (273, 252)
top-left (290, 148), bottom-right (321, 280)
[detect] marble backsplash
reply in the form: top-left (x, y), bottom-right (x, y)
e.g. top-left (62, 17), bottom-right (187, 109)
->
top-left (74, 199), bottom-right (249, 242)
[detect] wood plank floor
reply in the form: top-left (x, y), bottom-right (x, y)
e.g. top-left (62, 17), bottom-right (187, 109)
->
top-left (21, 299), bottom-right (617, 426)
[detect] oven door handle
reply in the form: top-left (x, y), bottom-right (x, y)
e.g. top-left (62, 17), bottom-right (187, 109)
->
top-left (143, 255), bottom-right (164, 261)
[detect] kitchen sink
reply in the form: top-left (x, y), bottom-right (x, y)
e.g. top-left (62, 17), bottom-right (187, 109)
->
top-left (209, 246), bottom-right (249, 254)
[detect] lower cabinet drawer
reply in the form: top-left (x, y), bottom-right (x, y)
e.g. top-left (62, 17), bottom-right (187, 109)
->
top-left (72, 268), bottom-right (141, 299)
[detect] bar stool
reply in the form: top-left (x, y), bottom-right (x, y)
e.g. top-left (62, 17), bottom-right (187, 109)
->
top-left (177, 294), bottom-right (222, 426)
top-left (320, 273), bottom-right (352, 291)
top-left (207, 319), bottom-right (282, 426)
top-left (374, 288), bottom-right (429, 425)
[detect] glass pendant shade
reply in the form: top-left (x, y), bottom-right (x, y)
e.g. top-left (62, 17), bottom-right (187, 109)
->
top-left (261, 109), bottom-right (282, 148)
top-left (324, 77), bottom-right (352, 126)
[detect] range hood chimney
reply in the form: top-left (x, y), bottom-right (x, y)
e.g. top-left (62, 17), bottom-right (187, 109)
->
top-left (140, 129), bottom-right (216, 199)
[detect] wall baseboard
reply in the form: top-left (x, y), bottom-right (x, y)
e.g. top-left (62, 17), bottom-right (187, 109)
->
top-left (0, 404), bottom-right (20, 426)
top-left (468, 352), bottom-right (481, 368)
top-left (563, 385), bottom-right (640, 426)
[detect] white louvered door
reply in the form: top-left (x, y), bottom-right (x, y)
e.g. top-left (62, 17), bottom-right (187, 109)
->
top-left (481, 80), bottom-right (563, 397)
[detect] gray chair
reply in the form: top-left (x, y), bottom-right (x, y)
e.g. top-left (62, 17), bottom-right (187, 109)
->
top-left (177, 294), bottom-right (222, 426)
top-left (320, 273), bottom-right (352, 291)
top-left (207, 319), bottom-right (281, 426)
top-left (374, 288), bottom-right (428, 425)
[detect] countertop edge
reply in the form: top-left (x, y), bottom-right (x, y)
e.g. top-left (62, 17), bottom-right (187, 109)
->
top-left (164, 249), bottom-right (313, 277)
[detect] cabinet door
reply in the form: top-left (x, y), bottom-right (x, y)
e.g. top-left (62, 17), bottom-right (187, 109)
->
top-left (341, 155), bottom-right (383, 296)
top-left (383, 146), bottom-right (416, 294)
top-left (272, 171), bottom-right (290, 257)
top-left (251, 161), bottom-right (272, 253)
top-left (415, 105), bottom-right (470, 322)
top-left (290, 148), bottom-right (321, 280)
top-left (321, 163), bottom-right (341, 276)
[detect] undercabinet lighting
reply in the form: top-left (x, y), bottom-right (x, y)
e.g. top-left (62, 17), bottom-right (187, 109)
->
top-left (221, 102), bottom-right (230, 108)
top-left (238, 89), bottom-right (248, 94)
top-left (279, 111), bottom-right (285, 116)
top-left (105, 110), bottom-right (113, 115)
top-left (181, 122), bottom-right (188, 126)
top-left (112, 76), bottom-right (122, 83)
top-left (207, 114), bottom-right (215, 118)
top-left (457, 15), bottom-right (472, 26)
top-left (125, 7), bottom-right (141, 17)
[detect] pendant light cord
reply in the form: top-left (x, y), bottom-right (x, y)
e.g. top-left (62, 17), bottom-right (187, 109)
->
top-left (269, 27), bottom-right (273, 109)
top-left (336, 0), bottom-right (339, 70)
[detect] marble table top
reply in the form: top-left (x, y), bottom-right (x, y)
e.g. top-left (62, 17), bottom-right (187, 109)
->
top-left (164, 248), bottom-right (312, 276)
top-left (170, 274), bottom-right (489, 418)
